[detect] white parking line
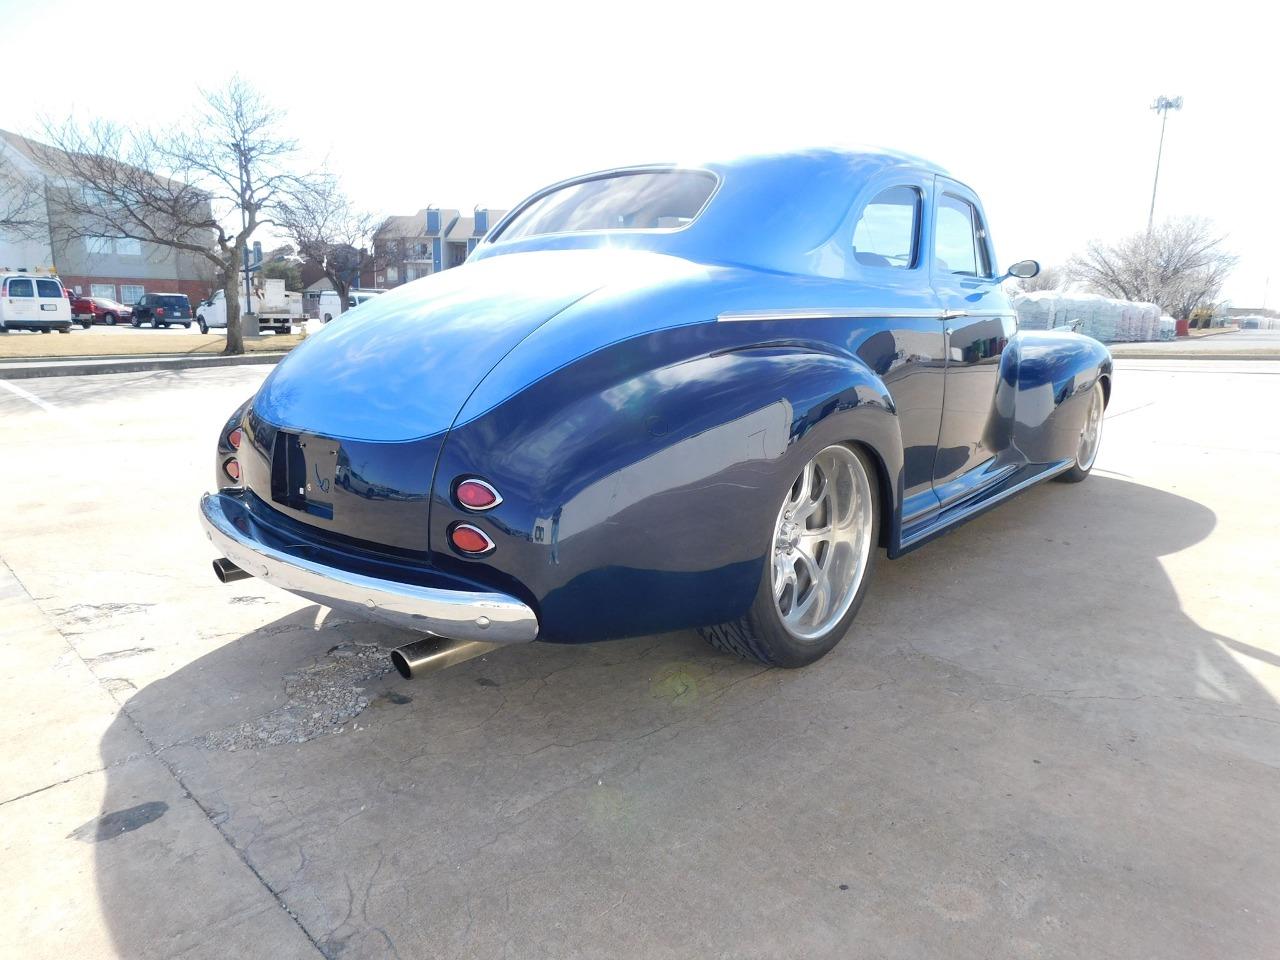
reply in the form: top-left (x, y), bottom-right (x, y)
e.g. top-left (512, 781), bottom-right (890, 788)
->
top-left (0, 379), bottom-right (62, 416)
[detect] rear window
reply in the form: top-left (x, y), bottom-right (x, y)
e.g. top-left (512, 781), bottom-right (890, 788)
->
top-left (157, 296), bottom-right (187, 308)
top-left (852, 186), bottom-right (921, 269)
top-left (5, 278), bottom-right (34, 297)
top-left (497, 170), bottom-right (717, 241)
top-left (37, 279), bottom-right (63, 298)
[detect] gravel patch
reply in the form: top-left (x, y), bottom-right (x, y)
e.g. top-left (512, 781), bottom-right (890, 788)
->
top-left (197, 642), bottom-right (395, 750)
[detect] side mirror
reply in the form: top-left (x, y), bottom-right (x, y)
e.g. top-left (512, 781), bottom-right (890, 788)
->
top-left (1004, 259), bottom-right (1040, 280)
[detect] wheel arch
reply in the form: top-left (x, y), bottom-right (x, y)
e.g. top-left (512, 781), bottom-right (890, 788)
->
top-left (845, 438), bottom-right (894, 549)
top-left (434, 333), bottom-right (906, 643)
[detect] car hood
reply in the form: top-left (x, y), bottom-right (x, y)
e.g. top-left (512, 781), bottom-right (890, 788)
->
top-left (252, 250), bottom-right (682, 443)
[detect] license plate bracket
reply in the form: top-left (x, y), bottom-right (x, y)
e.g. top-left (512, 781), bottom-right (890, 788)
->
top-left (271, 432), bottom-right (338, 520)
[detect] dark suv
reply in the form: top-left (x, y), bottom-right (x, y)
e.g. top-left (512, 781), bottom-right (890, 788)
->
top-left (131, 293), bottom-right (193, 329)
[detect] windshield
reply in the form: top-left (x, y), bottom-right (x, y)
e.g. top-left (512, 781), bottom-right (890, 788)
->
top-left (497, 170), bottom-right (717, 242)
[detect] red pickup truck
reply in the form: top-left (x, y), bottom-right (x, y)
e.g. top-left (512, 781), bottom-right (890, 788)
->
top-left (68, 292), bottom-right (134, 328)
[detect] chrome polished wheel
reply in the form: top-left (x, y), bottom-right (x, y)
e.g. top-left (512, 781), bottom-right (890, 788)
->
top-left (771, 445), bottom-right (875, 642)
top-left (1076, 381), bottom-right (1105, 471)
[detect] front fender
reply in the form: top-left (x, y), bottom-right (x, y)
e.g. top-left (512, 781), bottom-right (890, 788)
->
top-left (998, 331), bottom-right (1113, 465)
top-left (431, 328), bottom-right (901, 643)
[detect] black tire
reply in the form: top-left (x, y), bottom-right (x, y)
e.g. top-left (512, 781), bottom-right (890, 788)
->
top-left (197, 317), bottom-right (208, 334)
top-left (57, 327), bottom-right (71, 334)
top-left (104, 313), bottom-right (116, 326)
top-left (131, 316), bottom-right (141, 328)
top-left (322, 313), bottom-right (332, 323)
top-left (698, 444), bottom-right (880, 668)
top-left (80, 319), bottom-right (92, 329)
top-left (183, 322), bottom-right (191, 329)
top-left (40, 328), bottom-right (52, 334)
top-left (1054, 380), bottom-right (1106, 484)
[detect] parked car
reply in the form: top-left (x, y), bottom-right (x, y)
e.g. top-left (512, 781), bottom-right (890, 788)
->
top-left (200, 149), bottom-right (1112, 680)
top-left (131, 293), bottom-right (193, 328)
top-left (0, 272), bottom-right (72, 333)
top-left (318, 288), bottom-right (387, 323)
top-left (70, 294), bottom-right (133, 328)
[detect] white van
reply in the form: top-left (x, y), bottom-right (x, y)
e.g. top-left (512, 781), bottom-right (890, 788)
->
top-left (0, 272), bottom-right (72, 333)
top-left (318, 288), bottom-right (386, 323)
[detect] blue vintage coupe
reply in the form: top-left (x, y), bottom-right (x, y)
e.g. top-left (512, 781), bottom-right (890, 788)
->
top-left (201, 149), bottom-right (1111, 676)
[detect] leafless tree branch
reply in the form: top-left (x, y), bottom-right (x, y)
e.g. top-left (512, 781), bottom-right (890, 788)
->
top-left (1066, 218), bottom-right (1237, 320)
top-left (276, 179), bottom-right (388, 317)
top-left (38, 76), bottom-right (312, 353)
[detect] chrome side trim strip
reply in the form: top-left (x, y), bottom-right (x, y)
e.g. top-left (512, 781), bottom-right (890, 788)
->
top-left (718, 307), bottom-right (945, 323)
top-left (199, 493), bottom-right (539, 644)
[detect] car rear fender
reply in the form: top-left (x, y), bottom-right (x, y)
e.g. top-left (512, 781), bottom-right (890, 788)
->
top-left (431, 329), bottom-right (903, 644)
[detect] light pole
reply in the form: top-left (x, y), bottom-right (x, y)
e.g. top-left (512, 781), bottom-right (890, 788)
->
top-left (1148, 95), bottom-right (1183, 233)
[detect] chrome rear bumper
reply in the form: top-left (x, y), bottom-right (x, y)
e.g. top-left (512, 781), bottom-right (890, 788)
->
top-left (199, 492), bottom-right (538, 644)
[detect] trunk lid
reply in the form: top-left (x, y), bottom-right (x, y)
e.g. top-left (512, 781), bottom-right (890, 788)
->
top-left (253, 250), bottom-right (621, 442)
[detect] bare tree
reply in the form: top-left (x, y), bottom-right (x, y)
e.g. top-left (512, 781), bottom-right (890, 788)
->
top-left (1066, 218), bottom-right (1236, 320)
top-left (39, 77), bottom-right (309, 353)
top-left (277, 179), bottom-right (383, 318)
top-left (0, 164), bottom-right (44, 238)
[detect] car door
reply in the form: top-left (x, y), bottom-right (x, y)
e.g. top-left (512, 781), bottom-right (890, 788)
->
top-left (845, 175), bottom-right (947, 524)
top-left (36, 278), bottom-right (69, 322)
top-left (929, 178), bottom-right (1017, 503)
top-left (4, 277), bottom-right (38, 325)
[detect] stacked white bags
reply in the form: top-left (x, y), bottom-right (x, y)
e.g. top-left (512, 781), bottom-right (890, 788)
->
top-left (1012, 292), bottom-right (1170, 343)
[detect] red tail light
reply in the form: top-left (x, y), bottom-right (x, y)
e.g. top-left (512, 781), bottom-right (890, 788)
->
top-left (449, 523), bottom-right (494, 556)
top-left (223, 458), bottom-right (241, 482)
top-left (455, 478), bottom-right (501, 510)
top-left (228, 428), bottom-right (242, 450)
top-left (156, 307), bottom-right (165, 317)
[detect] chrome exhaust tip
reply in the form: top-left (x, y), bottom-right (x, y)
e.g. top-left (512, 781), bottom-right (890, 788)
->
top-left (212, 557), bottom-right (252, 583)
top-left (391, 637), bottom-right (497, 679)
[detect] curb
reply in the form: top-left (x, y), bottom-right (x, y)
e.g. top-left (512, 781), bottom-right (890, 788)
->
top-left (1111, 352), bottom-right (1280, 361)
top-left (0, 352), bottom-right (288, 380)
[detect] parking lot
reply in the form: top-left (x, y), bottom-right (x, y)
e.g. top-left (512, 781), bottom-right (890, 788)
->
top-left (2, 358), bottom-right (1277, 959)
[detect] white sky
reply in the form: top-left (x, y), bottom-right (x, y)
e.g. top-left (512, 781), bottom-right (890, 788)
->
top-left (3, 0), bottom-right (1275, 305)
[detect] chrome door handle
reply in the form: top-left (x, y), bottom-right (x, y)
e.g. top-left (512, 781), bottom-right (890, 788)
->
top-left (941, 309), bottom-right (969, 320)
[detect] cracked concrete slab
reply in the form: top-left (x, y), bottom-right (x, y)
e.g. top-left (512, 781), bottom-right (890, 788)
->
top-left (1, 754), bottom-right (321, 960)
top-left (0, 563), bottom-right (149, 802)
top-left (2, 362), bottom-right (1278, 958)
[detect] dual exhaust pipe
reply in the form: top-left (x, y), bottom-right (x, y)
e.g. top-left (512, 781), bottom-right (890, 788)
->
top-left (212, 557), bottom-right (497, 679)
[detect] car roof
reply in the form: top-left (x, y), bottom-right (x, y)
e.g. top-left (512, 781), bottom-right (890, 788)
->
top-left (475, 148), bottom-right (956, 276)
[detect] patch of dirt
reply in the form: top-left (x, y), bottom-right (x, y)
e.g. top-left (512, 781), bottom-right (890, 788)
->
top-left (197, 642), bottom-right (395, 750)
top-left (87, 646), bottom-right (155, 665)
top-left (54, 602), bottom-right (155, 626)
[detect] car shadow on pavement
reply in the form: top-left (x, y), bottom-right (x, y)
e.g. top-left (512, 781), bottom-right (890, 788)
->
top-left (88, 476), bottom-right (1280, 959)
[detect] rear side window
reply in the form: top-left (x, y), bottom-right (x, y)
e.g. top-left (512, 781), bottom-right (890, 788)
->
top-left (36, 279), bottom-right (63, 298)
top-left (852, 186), bottom-right (921, 269)
top-left (934, 194), bottom-right (990, 276)
top-left (497, 170), bottom-right (717, 241)
top-left (6, 278), bottom-right (33, 297)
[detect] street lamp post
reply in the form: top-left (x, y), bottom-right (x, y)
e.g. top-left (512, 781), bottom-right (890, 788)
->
top-left (1148, 95), bottom-right (1183, 233)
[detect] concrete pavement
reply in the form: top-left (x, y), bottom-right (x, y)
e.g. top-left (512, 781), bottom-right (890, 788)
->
top-left (1, 361), bottom-right (1277, 958)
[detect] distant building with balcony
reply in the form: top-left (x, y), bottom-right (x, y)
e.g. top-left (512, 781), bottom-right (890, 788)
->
top-left (372, 206), bottom-right (506, 288)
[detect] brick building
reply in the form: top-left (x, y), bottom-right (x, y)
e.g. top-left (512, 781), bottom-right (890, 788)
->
top-left (0, 129), bottom-right (216, 306)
